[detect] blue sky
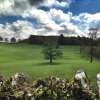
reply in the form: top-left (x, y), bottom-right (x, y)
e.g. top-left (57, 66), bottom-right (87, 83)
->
top-left (0, 0), bottom-right (100, 40)
top-left (70, 0), bottom-right (100, 14)
top-left (39, 0), bottom-right (100, 14)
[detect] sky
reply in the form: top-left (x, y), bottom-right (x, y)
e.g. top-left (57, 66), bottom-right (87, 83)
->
top-left (0, 0), bottom-right (100, 40)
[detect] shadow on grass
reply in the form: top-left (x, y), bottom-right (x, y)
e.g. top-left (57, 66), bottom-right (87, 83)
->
top-left (36, 62), bottom-right (61, 66)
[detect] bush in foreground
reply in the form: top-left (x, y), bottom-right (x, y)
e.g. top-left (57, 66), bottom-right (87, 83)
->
top-left (0, 71), bottom-right (99, 100)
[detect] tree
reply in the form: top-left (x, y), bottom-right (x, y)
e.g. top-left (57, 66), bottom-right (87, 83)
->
top-left (11, 37), bottom-right (16, 43)
top-left (58, 34), bottom-right (64, 45)
top-left (5, 38), bottom-right (9, 42)
top-left (77, 36), bottom-right (82, 54)
top-left (78, 36), bottom-right (88, 54)
top-left (42, 37), bottom-right (63, 64)
top-left (88, 28), bottom-right (98, 63)
top-left (43, 46), bottom-right (62, 64)
top-left (0, 36), bottom-right (3, 41)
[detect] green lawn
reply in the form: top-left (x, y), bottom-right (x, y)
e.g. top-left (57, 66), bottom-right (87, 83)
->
top-left (0, 43), bottom-right (99, 85)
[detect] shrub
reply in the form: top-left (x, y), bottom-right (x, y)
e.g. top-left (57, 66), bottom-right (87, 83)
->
top-left (0, 72), bottom-right (99, 100)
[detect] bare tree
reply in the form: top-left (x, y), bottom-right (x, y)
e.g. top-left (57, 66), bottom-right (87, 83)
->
top-left (88, 28), bottom-right (98, 63)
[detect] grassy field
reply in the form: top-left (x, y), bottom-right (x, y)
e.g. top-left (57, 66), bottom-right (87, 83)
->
top-left (0, 43), bottom-right (99, 85)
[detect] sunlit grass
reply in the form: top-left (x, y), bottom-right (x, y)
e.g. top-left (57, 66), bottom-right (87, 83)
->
top-left (0, 43), bottom-right (99, 85)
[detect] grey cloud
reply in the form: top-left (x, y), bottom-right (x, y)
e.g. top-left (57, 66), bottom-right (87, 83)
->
top-left (28, 0), bottom-right (45, 5)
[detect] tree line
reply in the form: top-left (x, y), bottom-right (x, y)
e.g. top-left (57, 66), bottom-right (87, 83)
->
top-left (0, 28), bottom-right (100, 64)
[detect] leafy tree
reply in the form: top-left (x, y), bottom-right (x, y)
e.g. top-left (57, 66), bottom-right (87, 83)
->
top-left (0, 36), bottom-right (3, 41)
top-left (11, 37), bottom-right (16, 43)
top-left (42, 37), bottom-right (63, 64)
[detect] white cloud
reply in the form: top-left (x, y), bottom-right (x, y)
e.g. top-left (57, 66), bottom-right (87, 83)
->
top-left (42, 0), bottom-right (72, 8)
top-left (22, 8), bottom-right (85, 37)
top-left (24, 8), bottom-right (64, 31)
top-left (43, 0), bottom-right (56, 6)
top-left (0, 0), bottom-right (100, 39)
top-left (55, 0), bottom-right (72, 7)
top-left (80, 13), bottom-right (100, 21)
top-left (0, 0), bottom-right (72, 16)
top-left (0, 0), bottom-right (14, 15)
top-left (72, 13), bottom-right (100, 36)
top-left (0, 8), bottom-right (87, 39)
top-left (0, 20), bottom-right (34, 40)
top-left (49, 9), bottom-right (72, 22)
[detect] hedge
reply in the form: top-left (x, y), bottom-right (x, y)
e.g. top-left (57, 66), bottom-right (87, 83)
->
top-left (0, 70), bottom-right (99, 100)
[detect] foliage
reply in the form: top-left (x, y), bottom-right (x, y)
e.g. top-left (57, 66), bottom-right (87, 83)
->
top-left (0, 73), bottom-right (99, 100)
top-left (42, 37), bottom-right (63, 64)
top-left (42, 46), bottom-right (62, 64)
